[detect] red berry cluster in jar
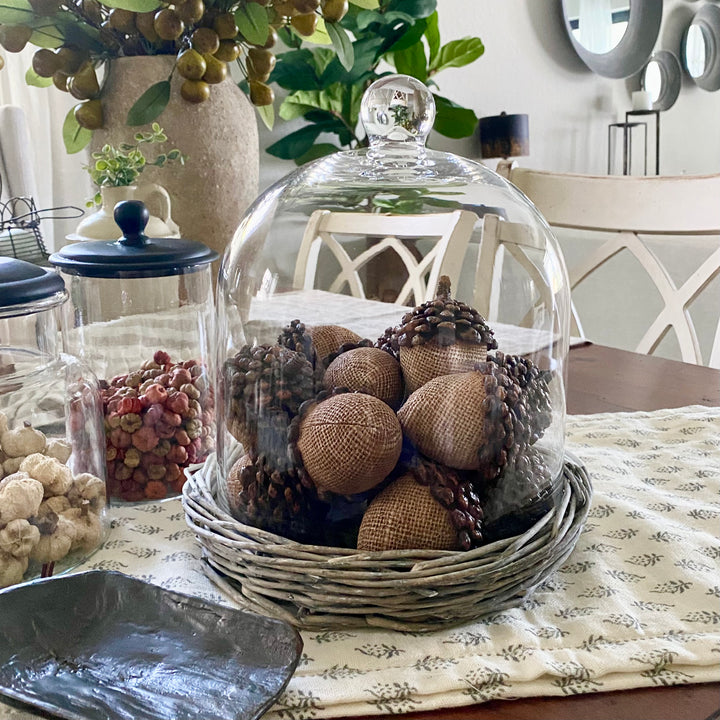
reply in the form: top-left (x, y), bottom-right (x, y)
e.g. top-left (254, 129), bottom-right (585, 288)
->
top-left (100, 350), bottom-right (214, 501)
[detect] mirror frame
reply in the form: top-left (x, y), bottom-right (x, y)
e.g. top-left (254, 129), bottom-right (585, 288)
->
top-left (682, 4), bottom-right (720, 91)
top-left (561, 0), bottom-right (663, 79)
top-left (641, 50), bottom-right (682, 111)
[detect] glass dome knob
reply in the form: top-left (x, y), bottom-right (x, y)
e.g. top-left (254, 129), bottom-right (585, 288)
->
top-left (360, 74), bottom-right (435, 147)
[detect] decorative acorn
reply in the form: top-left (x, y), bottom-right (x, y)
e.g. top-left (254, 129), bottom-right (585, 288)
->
top-left (397, 361), bottom-right (526, 483)
top-left (225, 452), bottom-right (327, 543)
top-left (357, 459), bottom-right (483, 551)
top-left (323, 346), bottom-right (403, 408)
top-left (308, 324), bottom-right (363, 365)
top-left (223, 344), bottom-right (315, 466)
top-left (294, 391), bottom-right (402, 495)
top-left (379, 275), bottom-right (497, 394)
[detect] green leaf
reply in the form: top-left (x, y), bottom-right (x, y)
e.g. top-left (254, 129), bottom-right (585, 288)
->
top-left (62, 106), bottom-right (92, 154)
top-left (386, 17), bottom-right (426, 52)
top-left (386, 0), bottom-right (435, 18)
top-left (25, 66), bottom-right (53, 87)
top-left (393, 40), bottom-right (427, 81)
top-left (100, 0), bottom-right (160, 11)
top-left (269, 49), bottom-right (321, 91)
top-left (266, 124), bottom-right (325, 160)
top-left (279, 86), bottom-right (344, 121)
top-left (429, 36), bottom-right (484, 73)
top-left (294, 142), bottom-right (340, 165)
top-left (126, 80), bottom-right (170, 127)
top-left (326, 22), bottom-right (354, 71)
top-left (302, 15), bottom-right (331, 45)
top-left (28, 22), bottom-right (65, 48)
top-left (424, 10), bottom-right (440, 64)
top-left (234, 3), bottom-right (269, 46)
top-left (256, 103), bottom-right (274, 130)
top-left (432, 93), bottom-right (478, 139)
top-left (349, 0), bottom-right (379, 8)
top-left (0, 0), bottom-right (33, 25)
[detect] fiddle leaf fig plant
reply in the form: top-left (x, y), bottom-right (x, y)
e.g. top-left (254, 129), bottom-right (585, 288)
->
top-left (265, 0), bottom-right (483, 164)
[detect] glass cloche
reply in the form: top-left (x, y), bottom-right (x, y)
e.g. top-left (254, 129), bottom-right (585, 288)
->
top-left (0, 258), bottom-right (107, 588)
top-left (216, 75), bottom-right (571, 552)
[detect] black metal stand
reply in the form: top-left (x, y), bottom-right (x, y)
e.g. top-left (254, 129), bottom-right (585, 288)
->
top-left (607, 121), bottom-right (648, 176)
top-left (625, 109), bottom-right (660, 175)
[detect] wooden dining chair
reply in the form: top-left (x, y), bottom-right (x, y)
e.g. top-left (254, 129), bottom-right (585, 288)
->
top-left (498, 163), bottom-right (720, 367)
top-left (293, 208), bottom-right (478, 306)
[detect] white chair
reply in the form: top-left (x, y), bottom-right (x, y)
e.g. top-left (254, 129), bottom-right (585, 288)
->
top-left (498, 163), bottom-right (720, 367)
top-left (293, 208), bottom-right (478, 306)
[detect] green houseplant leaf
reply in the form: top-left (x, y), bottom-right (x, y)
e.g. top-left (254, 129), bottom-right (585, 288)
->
top-left (429, 37), bottom-right (484, 73)
top-left (326, 22), bottom-right (354, 71)
top-left (234, 3), bottom-right (269, 47)
top-left (424, 10), bottom-right (440, 64)
top-left (392, 40), bottom-right (427, 81)
top-left (432, 93), bottom-right (478, 139)
top-left (100, 0), bottom-right (160, 12)
top-left (0, 0), bottom-right (34, 26)
top-left (126, 80), bottom-right (171, 127)
top-left (62, 106), bottom-right (92, 154)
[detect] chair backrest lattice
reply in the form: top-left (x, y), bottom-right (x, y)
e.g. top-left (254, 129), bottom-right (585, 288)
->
top-left (294, 209), bottom-right (478, 306)
top-left (499, 163), bottom-right (720, 367)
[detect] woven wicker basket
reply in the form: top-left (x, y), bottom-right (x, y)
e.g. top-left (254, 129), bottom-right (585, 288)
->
top-left (182, 454), bottom-right (592, 632)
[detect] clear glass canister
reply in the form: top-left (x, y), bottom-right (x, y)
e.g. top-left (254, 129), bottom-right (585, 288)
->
top-left (217, 75), bottom-right (572, 551)
top-left (50, 201), bottom-right (218, 503)
top-left (0, 257), bottom-right (107, 588)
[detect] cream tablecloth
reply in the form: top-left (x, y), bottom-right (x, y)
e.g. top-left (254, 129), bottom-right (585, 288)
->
top-left (2, 405), bottom-right (719, 719)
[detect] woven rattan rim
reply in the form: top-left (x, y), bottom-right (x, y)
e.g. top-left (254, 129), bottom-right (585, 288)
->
top-left (182, 454), bottom-right (593, 632)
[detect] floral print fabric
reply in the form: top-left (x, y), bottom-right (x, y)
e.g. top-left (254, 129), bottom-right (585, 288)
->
top-left (2, 405), bottom-right (719, 719)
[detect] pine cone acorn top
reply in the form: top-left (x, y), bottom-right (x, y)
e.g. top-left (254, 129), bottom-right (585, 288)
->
top-left (392, 276), bottom-right (497, 352)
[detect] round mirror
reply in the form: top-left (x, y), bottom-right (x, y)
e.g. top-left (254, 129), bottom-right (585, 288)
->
top-left (640, 50), bottom-right (682, 110)
top-left (682, 4), bottom-right (720, 91)
top-left (561, 0), bottom-right (663, 79)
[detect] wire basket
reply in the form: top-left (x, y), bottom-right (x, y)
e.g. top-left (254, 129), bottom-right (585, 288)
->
top-left (182, 454), bottom-right (592, 632)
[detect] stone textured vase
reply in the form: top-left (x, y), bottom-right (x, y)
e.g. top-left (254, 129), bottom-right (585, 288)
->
top-left (91, 55), bottom-right (259, 264)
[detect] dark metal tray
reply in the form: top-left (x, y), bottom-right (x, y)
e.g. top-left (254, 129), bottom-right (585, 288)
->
top-left (0, 571), bottom-right (302, 720)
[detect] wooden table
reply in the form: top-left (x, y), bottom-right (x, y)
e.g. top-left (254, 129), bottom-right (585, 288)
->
top-left (336, 344), bottom-right (720, 720)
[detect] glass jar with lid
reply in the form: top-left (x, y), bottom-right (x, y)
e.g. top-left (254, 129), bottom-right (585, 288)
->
top-left (0, 257), bottom-right (107, 588)
top-left (50, 201), bottom-right (218, 503)
top-left (216, 75), bottom-right (572, 551)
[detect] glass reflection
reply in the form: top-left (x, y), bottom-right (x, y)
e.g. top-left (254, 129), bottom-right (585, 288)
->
top-left (685, 23), bottom-right (707, 78)
top-left (642, 60), bottom-right (662, 103)
top-left (567, 0), bottom-right (630, 54)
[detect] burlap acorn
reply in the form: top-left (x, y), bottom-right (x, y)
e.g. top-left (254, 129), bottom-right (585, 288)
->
top-left (307, 325), bottom-right (362, 364)
top-left (296, 392), bottom-right (402, 495)
top-left (323, 347), bottom-right (403, 407)
top-left (357, 473), bottom-right (458, 551)
top-left (397, 365), bottom-right (520, 481)
top-left (380, 276), bottom-right (497, 394)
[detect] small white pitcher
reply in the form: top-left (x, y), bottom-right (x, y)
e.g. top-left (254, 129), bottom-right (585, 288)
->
top-left (70, 183), bottom-right (181, 242)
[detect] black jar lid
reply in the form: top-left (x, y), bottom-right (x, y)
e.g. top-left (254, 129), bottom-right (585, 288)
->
top-left (0, 256), bottom-right (66, 307)
top-left (49, 200), bottom-right (219, 279)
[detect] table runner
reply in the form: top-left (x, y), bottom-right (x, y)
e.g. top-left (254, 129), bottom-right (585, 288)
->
top-left (2, 405), bottom-right (719, 719)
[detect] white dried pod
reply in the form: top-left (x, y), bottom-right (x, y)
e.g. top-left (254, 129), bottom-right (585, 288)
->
top-left (0, 551), bottom-right (28, 588)
top-left (62, 507), bottom-right (102, 552)
top-left (20, 454), bottom-right (73, 497)
top-left (3, 456), bottom-right (25, 476)
top-left (45, 439), bottom-right (72, 465)
top-left (0, 518), bottom-right (40, 558)
top-left (0, 476), bottom-right (44, 525)
top-left (29, 515), bottom-right (76, 563)
top-left (0, 425), bottom-right (46, 458)
top-left (0, 411), bottom-right (8, 436)
top-left (40, 495), bottom-right (71, 516)
top-left (67, 473), bottom-right (106, 512)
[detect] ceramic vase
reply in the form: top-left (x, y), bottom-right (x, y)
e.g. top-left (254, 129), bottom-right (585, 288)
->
top-left (91, 55), bottom-right (259, 265)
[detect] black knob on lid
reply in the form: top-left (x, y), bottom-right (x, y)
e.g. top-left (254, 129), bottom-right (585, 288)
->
top-left (114, 200), bottom-right (150, 247)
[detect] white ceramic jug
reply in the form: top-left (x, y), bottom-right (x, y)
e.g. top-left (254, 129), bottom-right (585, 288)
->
top-left (69, 183), bottom-right (181, 242)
